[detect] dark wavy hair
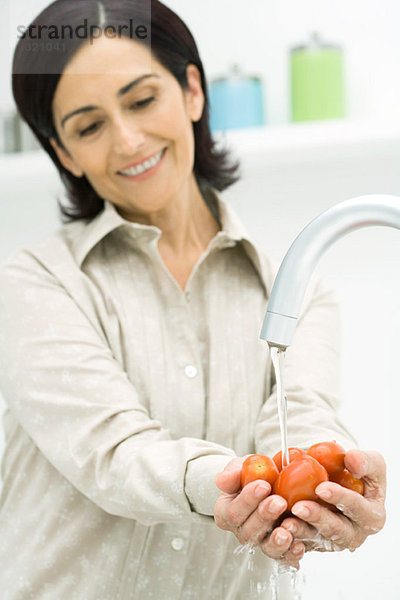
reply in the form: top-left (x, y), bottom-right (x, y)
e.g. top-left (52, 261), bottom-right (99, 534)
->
top-left (12, 0), bottom-right (240, 223)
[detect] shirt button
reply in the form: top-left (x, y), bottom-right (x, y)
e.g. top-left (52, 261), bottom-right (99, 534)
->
top-left (185, 291), bottom-right (191, 302)
top-left (184, 365), bottom-right (197, 378)
top-left (171, 537), bottom-right (184, 551)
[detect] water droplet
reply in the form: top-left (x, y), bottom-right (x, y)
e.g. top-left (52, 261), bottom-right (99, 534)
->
top-left (367, 525), bottom-right (380, 533)
top-left (371, 510), bottom-right (384, 519)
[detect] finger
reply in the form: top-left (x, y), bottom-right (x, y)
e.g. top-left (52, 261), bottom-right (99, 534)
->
top-left (283, 541), bottom-right (306, 568)
top-left (280, 516), bottom-right (318, 541)
top-left (291, 499), bottom-right (353, 549)
top-left (272, 540), bottom-right (306, 571)
top-left (215, 458), bottom-right (244, 494)
top-left (259, 525), bottom-right (293, 560)
top-left (220, 480), bottom-right (271, 530)
top-left (215, 469), bottom-right (241, 495)
top-left (280, 517), bottom-right (336, 554)
top-left (344, 450), bottom-right (387, 499)
top-left (239, 494), bottom-right (287, 544)
top-left (315, 481), bottom-right (386, 528)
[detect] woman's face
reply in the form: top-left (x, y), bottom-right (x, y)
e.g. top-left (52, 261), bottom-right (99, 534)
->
top-left (50, 35), bottom-right (204, 221)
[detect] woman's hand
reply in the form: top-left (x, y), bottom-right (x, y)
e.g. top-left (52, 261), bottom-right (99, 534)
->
top-left (279, 449), bottom-right (387, 555)
top-left (214, 458), bottom-right (307, 569)
top-left (214, 450), bottom-right (386, 569)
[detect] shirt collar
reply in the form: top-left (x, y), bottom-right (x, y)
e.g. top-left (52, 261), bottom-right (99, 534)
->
top-left (70, 189), bottom-right (269, 294)
top-left (71, 200), bottom-right (160, 267)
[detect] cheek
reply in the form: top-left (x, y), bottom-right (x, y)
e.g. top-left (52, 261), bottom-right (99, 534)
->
top-left (72, 145), bottom-right (109, 179)
top-left (156, 94), bottom-right (193, 139)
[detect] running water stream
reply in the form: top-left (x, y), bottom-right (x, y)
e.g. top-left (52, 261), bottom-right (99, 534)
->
top-left (269, 346), bottom-right (304, 599)
top-left (270, 347), bottom-right (289, 470)
top-left (235, 346), bottom-right (305, 598)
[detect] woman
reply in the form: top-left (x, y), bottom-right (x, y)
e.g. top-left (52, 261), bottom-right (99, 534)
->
top-left (0, 1), bottom-right (386, 598)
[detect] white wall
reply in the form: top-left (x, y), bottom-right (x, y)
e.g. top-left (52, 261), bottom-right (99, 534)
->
top-left (164, 0), bottom-right (400, 124)
top-left (2, 0), bottom-right (400, 123)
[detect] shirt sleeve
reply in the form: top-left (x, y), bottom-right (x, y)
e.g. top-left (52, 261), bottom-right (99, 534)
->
top-left (255, 273), bottom-right (358, 456)
top-left (0, 250), bottom-right (234, 524)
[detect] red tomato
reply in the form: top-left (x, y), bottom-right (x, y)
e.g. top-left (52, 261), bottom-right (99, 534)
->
top-left (240, 454), bottom-right (279, 488)
top-left (307, 441), bottom-right (345, 476)
top-left (272, 447), bottom-right (306, 471)
top-left (272, 455), bottom-right (329, 510)
top-left (331, 469), bottom-right (365, 495)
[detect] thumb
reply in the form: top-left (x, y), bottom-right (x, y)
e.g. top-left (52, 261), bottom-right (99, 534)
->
top-left (345, 449), bottom-right (387, 498)
top-left (215, 457), bottom-right (244, 494)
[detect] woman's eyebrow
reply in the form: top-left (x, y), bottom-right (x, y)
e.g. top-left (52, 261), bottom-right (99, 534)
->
top-left (118, 73), bottom-right (159, 96)
top-left (60, 73), bottom-right (160, 128)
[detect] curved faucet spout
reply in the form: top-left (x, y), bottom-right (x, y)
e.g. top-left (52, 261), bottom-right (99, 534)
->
top-left (260, 194), bottom-right (400, 349)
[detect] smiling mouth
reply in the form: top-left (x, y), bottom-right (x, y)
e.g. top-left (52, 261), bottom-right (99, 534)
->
top-left (118, 148), bottom-right (166, 177)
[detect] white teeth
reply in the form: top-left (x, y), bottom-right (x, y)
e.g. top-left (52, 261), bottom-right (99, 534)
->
top-left (119, 149), bottom-right (164, 176)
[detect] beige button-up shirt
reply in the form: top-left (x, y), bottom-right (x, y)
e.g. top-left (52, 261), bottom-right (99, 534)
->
top-left (0, 190), bottom-right (356, 599)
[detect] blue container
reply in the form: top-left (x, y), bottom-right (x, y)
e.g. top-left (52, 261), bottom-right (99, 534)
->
top-left (209, 64), bottom-right (265, 132)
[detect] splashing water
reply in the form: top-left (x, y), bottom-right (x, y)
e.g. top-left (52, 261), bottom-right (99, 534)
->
top-left (269, 561), bottom-right (305, 600)
top-left (233, 542), bottom-right (256, 571)
top-left (234, 544), bottom-right (305, 599)
top-left (299, 533), bottom-right (341, 552)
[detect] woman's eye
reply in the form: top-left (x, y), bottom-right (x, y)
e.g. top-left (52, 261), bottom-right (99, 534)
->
top-left (76, 97), bottom-right (155, 137)
top-left (78, 122), bottom-right (102, 137)
top-left (131, 96), bottom-right (155, 109)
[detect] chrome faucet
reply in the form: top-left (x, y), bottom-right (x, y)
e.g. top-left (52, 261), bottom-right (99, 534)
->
top-left (260, 194), bottom-right (400, 349)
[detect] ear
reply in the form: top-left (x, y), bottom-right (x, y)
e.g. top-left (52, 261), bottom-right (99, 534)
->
top-left (184, 63), bottom-right (205, 123)
top-left (49, 137), bottom-right (84, 178)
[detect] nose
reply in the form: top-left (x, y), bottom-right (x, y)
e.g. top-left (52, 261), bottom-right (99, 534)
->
top-left (111, 115), bottom-right (145, 155)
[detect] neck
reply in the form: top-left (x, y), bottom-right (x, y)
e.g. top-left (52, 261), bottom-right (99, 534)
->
top-left (122, 176), bottom-right (220, 254)
top-left (158, 183), bottom-right (220, 257)
top-left (117, 176), bottom-right (221, 290)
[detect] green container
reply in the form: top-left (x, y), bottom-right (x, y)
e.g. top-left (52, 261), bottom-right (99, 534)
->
top-left (290, 32), bottom-right (345, 122)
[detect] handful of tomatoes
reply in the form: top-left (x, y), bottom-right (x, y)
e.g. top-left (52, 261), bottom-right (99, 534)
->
top-left (240, 441), bottom-right (364, 511)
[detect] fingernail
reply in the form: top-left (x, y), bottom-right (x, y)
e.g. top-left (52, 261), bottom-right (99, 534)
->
top-left (292, 505), bottom-right (310, 519)
top-left (255, 484), bottom-right (269, 499)
top-left (283, 522), bottom-right (296, 535)
top-left (275, 531), bottom-right (289, 546)
top-left (269, 498), bottom-right (286, 513)
top-left (316, 487), bottom-right (332, 500)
